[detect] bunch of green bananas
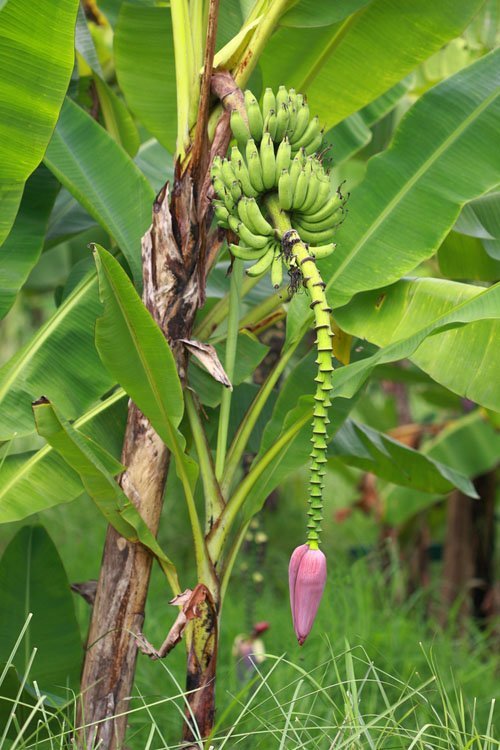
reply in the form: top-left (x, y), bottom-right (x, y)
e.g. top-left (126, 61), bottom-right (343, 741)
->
top-left (210, 86), bottom-right (347, 287)
top-left (211, 87), bottom-right (346, 570)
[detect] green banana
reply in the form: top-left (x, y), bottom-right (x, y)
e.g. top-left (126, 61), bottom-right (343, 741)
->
top-left (246, 197), bottom-right (274, 236)
top-left (237, 196), bottom-right (251, 227)
top-left (238, 220), bottom-right (270, 249)
top-left (275, 103), bottom-right (290, 141)
top-left (290, 102), bottom-right (310, 144)
top-left (246, 140), bottom-right (265, 192)
top-left (263, 87), bottom-right (276, 121)
top-left (293, 115), bottom-right (320, 151)
top-left (263, 109), bottom-right (277, 140)
top-left (276, 85), bottom-right (288, 109)
top-left (221, 158), bottom-right (236, 189)
top-left (231, 147), bottom-right (258, 198)
top-left (248, 152), bottom-right (266, 193)
top-left (229, 243), bottom-right (267, 261)
top-left (246, 245), bottom-right (275, 277)
top-left (213, 201), bottom-right (229, 227)
top-left (296, 147), bottom-right (307, 166)
top-left (287, 104), bottom-right (297, 136)
top-left (229, 179), bottom-right (242, 202)
top-left (292, 222), bottom-right (336, 245)
top-left (230, 109), bottom-right (250, 144)
top-left (304, 132), bottom-right (323, 156)
top-left (212, 177), bottom-right (235, 212)
top-left (294, 210), bottom-right (342, 233)
top-left (289, 155), bottom-right (302, 196)
top-left (245, 90), bottom-right (264, 141)
top-left (300, 173), bottom-right (322, 214)
top-left (210, 154), bottom-right (223, 181)
top-left (260, 132), bottom-right (276, 191)
top-left (304, 194), bottom-right (344, 223)
top-left (278, 169), bottom-right (293, 211)
top-left (275, 138), bottom-right (291, 182)
top-left (292, 169), bottom-right (308, 210)
top-left (309, 243), bottom-right (336, 259)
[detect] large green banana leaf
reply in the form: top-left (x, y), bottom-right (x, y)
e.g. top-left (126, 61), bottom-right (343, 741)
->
top-left (93, 245), bottom-right (184, 447)
top-left (0, 390), bottom-right (126, 524)
top-left (0, 525), bottom-right (82, 694)
top-left (329, 419), bottom-right (476, 497)
top-left (0, 271), bottom-right (113, 440)
top-left (33, 399), bottom-right (178, 584)
top-left (44, 98), bottom-right (154, 284)
top-left (322, 50), bottom-right (500, 308)
top-left (277, 282), bottom-right (500, 465)
top-left (334, 278), bottom-right (500, 411)
top-left (281, 0), bottom-right (372, 28)
top-left (0, 167), bottom-right (59, 319)
top-left (260, 0), bottom-right (483, 129)
top-left (0, 0), bottom-right (78, 244)
top-left (114, 4), bottom-right (177, 153)
top-left (384, 412), bottom-right (500, 525)
top-left (325, 80), bottom-right (410, 165)
top-left (438, 231), bottom-right (500, 281)
top-left (455, 190), bottom-right (500, 241)
top-left (44, 190), bottom-right (98, 250)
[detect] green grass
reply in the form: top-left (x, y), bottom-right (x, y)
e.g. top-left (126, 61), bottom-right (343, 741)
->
top-left (0, 628), bottom-right (497, 749)
top-left (0, 487), bottom-right (497, 748)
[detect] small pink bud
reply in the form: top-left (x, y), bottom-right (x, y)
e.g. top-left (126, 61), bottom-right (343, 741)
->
top-left (288, 544), bottom-right (327, 645)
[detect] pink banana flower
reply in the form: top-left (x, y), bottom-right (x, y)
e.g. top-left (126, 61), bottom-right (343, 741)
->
top-left (289, 543), bottom-right (327, 645)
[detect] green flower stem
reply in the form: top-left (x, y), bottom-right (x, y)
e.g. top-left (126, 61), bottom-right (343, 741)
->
top-left (207, 408), bottom-right (311, 560)
top-left (265, 195), bottom-right (334, 546)
top-left (220, 518), bottom-right (251, 600)
top-left (221, 339), bottom-right (298, 496)
top-left (171, 0), bottom-right (195, 158)
top-left (185, 389), bottom-right (225, 534)
top-left (215, 258), bottom-right (243, 481)
top-left (188, 0), bottom-right (205, 128)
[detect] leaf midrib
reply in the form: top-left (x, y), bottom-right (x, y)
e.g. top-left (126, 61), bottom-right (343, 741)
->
top-left (298, 9), bottom-right (364, 93)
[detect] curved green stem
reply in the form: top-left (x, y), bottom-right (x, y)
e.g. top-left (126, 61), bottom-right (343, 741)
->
top-left (207, 408), bottom-right (311, 559)
top-left (215, 259), bottom-right (243, 480)
top-left (185, 389), bottom-right (225, 534)
top-left (171, 0), bottom-right (195, 158)
top-left (221, 340), bottom-right (298, 495)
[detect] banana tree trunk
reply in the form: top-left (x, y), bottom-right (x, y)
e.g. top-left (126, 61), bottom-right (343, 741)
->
top-left (77, 186), bottom-right (200, 749)
top-left (182, 589), bottom-right (219, 746)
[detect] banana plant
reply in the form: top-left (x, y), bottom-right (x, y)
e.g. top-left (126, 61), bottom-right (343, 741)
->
top-left (0, 0), bottom-right (499, 747)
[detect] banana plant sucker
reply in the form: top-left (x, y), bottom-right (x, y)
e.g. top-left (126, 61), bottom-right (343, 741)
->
top-left (211, 85), bottom-right (348, 644)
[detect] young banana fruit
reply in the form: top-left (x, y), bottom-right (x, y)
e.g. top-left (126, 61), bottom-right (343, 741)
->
top-left (210, 85), bottom-right (348, 281)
